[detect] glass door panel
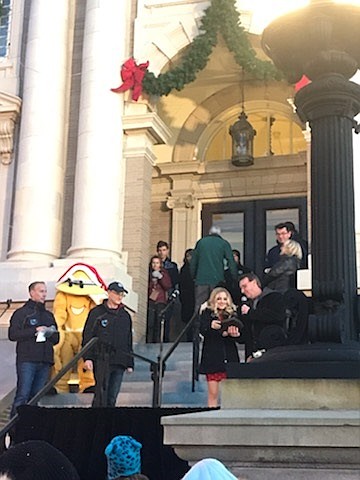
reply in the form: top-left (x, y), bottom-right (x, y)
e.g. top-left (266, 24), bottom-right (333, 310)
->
top-left (212, 212), bottom-right (244, 260)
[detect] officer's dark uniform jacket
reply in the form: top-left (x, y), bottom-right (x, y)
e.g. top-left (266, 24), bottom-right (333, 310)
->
top-left (8, 299), bottom-right (59, 364)
top-left (82, 301), bottom-right (134, 369)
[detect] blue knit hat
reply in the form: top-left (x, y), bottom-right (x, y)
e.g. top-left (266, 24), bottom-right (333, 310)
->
top-left (105, 435), bottom-right (142, 479)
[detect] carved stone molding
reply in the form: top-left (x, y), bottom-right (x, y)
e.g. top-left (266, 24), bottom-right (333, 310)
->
top-left (0, 92), bottom-right (22, 165)
top-left (166, 191), bottom-right (195, 209)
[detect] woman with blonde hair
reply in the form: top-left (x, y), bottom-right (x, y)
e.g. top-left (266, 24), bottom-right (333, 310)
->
top-left (262, 239), bottom-right (302, 293)
top-left (198, 287), bottom-right (242, 407)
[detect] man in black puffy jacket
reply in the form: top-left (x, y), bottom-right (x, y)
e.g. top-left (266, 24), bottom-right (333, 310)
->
top-left (8, 281), bottom-right (59, 417)
top-left (82, 281), bottom-right (134, 407)
top-left (239, 273), bottom-right (286, 360)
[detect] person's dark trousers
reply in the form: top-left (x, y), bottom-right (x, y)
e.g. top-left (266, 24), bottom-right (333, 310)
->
top-left (163, 302), bottom-right (175, 342)
top-left (147, 300), bottom-right (166, 343)
top-left (194, 285), bottom-right (216, 317)
top-left (11, 361), bottom-right (51, 417)
top-left (106, 366), bottom-right (125, 406)
top-left (92, 361), bottom-right (125, 407)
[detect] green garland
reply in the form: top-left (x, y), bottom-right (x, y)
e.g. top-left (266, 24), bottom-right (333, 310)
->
top-left (142, 0), bottom-right (282, 97)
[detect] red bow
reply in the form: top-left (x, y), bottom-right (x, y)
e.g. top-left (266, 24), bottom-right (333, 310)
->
top-left (295, 74), bottom-right (311, 92)
top-left (111, 58), bottom-right (149, 101)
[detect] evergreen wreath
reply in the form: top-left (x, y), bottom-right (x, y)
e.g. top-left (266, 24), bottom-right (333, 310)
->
top-left (142, 0), bottom-right (282, 97)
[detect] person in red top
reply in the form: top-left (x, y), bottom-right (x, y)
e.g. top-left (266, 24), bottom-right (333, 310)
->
top-left (146, 255), bottom-right (172, 343)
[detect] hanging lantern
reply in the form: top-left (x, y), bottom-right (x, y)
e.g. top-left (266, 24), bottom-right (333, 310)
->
top-left (229, 69), bottom-right (256, 167)
top-left (229, 109), bottom-right (256, 166)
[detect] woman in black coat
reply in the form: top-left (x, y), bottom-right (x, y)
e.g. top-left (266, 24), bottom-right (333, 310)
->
top-left (262, 239), bottom-right (302, 293)
top-left (199, 287), bottom-right (242, 407)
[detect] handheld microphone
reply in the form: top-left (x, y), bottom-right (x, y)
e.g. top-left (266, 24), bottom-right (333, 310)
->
top-left (240, 295), bottom-right (249, 306)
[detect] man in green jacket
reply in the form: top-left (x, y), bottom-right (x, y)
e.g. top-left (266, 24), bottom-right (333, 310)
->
top-left (190, 226), bottom-right (238, 313)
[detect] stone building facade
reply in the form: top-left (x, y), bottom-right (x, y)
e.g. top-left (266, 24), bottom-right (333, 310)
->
top-left (0, 0), bottom-right (359, 341)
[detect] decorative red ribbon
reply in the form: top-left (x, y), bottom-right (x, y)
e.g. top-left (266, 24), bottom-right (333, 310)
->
top-left (111, 57), bottom-right (149, 101)
top-left (295, 74), bottom-right (311, 92)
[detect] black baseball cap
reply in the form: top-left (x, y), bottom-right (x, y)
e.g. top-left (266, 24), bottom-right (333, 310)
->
top-left (107, 281), bottom-right (128, 294)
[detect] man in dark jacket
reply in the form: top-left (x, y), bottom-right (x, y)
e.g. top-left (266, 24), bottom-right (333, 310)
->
top-left (190, 226), bottom-right (238, 313)
top-left (8, 281), bottom-right (59, 417)
top-left (157, 241), bottom-right (179, 293)
top-left (265, 222), bottom-right (308, 269)
top-left (239, 273), bottom-right (286, 360)
top-left (82, 281), bottom-right (134, 407)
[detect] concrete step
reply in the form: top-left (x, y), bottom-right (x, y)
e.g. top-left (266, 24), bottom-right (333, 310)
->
top-left (39, 379), bottom-right (208, 408)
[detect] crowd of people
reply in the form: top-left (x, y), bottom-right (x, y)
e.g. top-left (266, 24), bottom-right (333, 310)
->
top-left (3, 222), bottom-right (308, 478)
top-left (0, 434), bottom-right (240, 480)
top-left (7, 221), bottom-right (307, 416)
top-left (145, 221), bottom-right (308, 407)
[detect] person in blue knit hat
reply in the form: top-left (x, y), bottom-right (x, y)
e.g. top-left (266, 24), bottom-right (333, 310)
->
top-left (105, 435), bottom-right (149, 480)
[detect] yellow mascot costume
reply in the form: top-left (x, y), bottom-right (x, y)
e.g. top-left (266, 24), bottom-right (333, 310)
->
top-left (53, 263), bottom-right (107, 393)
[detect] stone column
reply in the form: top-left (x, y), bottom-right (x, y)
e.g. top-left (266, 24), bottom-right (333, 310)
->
top-left (296, 75), bottom-right (360, 341)
top-left (67, 0), bottom-right (128, 259)
top-left (166, 182), bottom-right (198, 266)
top-left (122, 103), bottom-right (171, 341)
top-left (7, 0), bottom-right (71, 261)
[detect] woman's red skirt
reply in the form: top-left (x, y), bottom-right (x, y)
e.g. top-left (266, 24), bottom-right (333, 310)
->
top-left (206, 372), bottom-right (227, 382)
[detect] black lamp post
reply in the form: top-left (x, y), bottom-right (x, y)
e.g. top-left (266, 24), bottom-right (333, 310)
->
top-left (262, 0), bottom-right (360, 342)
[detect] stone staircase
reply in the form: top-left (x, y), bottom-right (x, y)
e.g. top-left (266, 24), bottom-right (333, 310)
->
top-left (39, 342), bottom-right (209, 408)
